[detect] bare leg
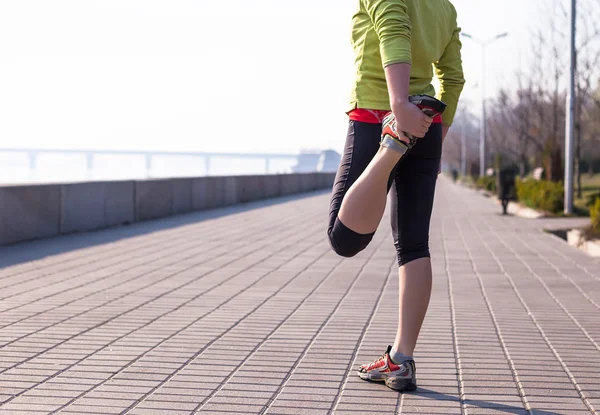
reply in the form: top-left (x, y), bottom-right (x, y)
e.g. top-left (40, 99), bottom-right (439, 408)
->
top-left (337, 146), bottom-right (401, 234)
top-left (393, 258), bottom-right (433, 357)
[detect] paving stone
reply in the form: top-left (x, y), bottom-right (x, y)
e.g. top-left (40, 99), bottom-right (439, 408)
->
top-left (0, 182), bottom-right (598, 414)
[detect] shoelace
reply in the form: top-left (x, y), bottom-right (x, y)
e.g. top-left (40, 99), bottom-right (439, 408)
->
top-left (366, 356), bottom-right (386, 370)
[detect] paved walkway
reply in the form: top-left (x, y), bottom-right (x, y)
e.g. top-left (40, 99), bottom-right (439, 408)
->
top-left (0, 178), bottom-right (598, 415)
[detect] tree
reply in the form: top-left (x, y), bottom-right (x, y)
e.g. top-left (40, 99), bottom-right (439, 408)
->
top-left (481, 0), bottom-right (600, 183)
top-left (442, 102), bottom-right (479, 175)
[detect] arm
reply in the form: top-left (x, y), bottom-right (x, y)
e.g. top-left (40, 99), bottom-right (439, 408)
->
top-left (384, 63), bottom-right (432, 138)
top-left (434, 11), bottom-right (465, 174)
top-left (362, 0), bottom-right (431, 137)
top-left (361, 0), bottom-right (411, 67)
top-left (433, 16), bottom-right (466, 127)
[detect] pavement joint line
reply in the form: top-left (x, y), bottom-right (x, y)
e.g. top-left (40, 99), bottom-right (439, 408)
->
top-left (468, 217), bottom-right (598, 415)
top-left (2, 241), bottom-right (228, 328)
top-left (0, 220), bottom-right (324, 408)
top-left (0, 190), bottom-right (312, 282)
top-left (256, 235), bottom-right (391, 415)
top-left (0, 234), bottom-right (163, 283)
top-left (454, 217), bottom-right (532, 415)
top-left (539, 234), bottom-right (600, 283)
top-left (442, 216), bottom-right (467, 415)
top-left (0, 209), bottom-right (318, 333)
top-left (2, 182), bottom-right (599, 414)
top-left (0, 236), bottom-right (187, 301)
top-left (518, 232), bottom-right (600, 311)
top-left (0, 211), bottom-right (321, 357)
top-left (186, 250), bottom-right (351, 412)
top-left (396, 392), bottom-right (404, 414)
top-left (328, 247), bottom-right (396, 414)
top-left (0, 207), bottom-right (315, 311)
top-left (483, 218), bottom-right (600, 353)
top-left (0, 202), bottom-right (262, 287)
top-left (47, 224), bottom-right (329, 414)
top-left (111, 242), bottom-right (333, 415)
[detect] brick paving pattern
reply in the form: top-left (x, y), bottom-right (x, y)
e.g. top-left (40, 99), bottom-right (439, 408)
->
top-left (0, 178), bottom-right (598, 415)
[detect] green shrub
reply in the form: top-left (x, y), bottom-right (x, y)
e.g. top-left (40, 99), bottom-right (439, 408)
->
top-left (476, 176), bottom-right (496, 194)
top-left (586, 191), bottom-right (600, 208)
top-left (515, 179), bottom-right (564, 214)
top-left (591, 197), bottom-right (600, 235)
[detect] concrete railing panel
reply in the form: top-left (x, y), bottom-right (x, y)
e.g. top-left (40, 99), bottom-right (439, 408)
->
top-left (0, 172), bottom-right (335, 246)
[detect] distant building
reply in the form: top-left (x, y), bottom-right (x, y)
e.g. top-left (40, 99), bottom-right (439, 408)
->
top-left (291, 150), bottom-right (341, 173)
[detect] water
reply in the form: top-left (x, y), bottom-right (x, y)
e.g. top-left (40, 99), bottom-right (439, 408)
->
top-left (0, 152), bottom-right (301, 185)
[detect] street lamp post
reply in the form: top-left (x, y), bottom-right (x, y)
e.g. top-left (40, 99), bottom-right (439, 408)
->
top-left (462, 32), bottom-right (508, 177)
top-left (461, 117), bottom-right (467, 178)
top-left (459, 103), bottom-right (472, 178)
top-left (459, 84), bottom-right (479, 179)
top-left (564, 0), bottom-right (577, 215)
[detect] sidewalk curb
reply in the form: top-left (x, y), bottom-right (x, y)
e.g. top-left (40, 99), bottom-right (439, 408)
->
top-left (567, 229), bottom-right (600, 257)
top-left (494, 199), bottom-right (546, 219)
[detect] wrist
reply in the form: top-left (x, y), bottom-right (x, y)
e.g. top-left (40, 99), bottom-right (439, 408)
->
top-left (390, 99), bottom-right (410, 115)
top-left (390, 97), bottom-right (410, 108)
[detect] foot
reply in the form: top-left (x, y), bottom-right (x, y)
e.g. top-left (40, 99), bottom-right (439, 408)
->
top-left (357, 345), bottom-right (417, 392)
top-left (380, 112), bottom-right (414, 155)
top-left (380, 94), bottom-right (447, 155)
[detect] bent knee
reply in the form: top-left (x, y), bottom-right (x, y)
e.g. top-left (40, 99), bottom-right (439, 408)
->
top-left (328, 219), bottom-right (374, 258)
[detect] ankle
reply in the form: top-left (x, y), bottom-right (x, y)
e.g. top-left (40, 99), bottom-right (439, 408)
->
top-left (375, 146), bottom-right (402, 166)
top-left (380, 135), bottom-right (409, 156)
top-left (389, 346), bottom-right (413, 365)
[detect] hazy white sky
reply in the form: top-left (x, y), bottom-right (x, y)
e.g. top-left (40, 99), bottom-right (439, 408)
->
top-left (0, 0), bottom-right (545, 155)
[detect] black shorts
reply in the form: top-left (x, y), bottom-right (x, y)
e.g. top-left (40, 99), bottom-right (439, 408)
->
top-left (327, 120), bottom-right (442, 266)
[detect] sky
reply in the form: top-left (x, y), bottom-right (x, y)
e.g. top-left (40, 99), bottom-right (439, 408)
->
top-left (0, 0), bottom-right (546, 155)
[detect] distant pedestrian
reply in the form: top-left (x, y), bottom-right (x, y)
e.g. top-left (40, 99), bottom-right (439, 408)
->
top-left (498, 168), bottom-right (516, 215)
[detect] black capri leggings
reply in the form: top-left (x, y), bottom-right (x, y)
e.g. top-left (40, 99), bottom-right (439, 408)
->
top-left (327, 120), bottom-right (442, 266)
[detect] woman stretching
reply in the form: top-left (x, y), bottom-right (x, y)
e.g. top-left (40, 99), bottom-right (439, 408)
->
top-left (327, 0), bottom-right (465, 392)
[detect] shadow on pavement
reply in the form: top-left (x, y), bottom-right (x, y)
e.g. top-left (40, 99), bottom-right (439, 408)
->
top-left (0, 190), bottom-right (329, 270)
top-left (413, 388), bottom-right (566, 415)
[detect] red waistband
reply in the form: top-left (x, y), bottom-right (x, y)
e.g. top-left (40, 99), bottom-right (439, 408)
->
top-left (348, 109), bottom-right (443, 124)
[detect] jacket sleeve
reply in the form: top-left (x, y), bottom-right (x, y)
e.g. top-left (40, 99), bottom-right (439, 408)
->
top-left (361, 0), bottom-right (412, 67)
top-left (433, 21), bottom-right (465, 125)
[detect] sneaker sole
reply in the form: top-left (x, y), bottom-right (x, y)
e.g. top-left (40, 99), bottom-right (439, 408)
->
top-left (385, 377), bottom-right (417, 392)
top-left (358, 371), bottom-right (417, 392)
top-left (358, 371), bottom-right (386, 381)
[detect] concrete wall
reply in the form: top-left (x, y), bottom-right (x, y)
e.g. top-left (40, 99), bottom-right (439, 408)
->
top-left (0, 173), bottom-right (335, 246)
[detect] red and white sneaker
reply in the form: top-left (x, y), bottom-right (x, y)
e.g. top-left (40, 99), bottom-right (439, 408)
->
top-left (357, 346), bottom-right (417, 391)
top-left (380, 94), bottom-right (447, 155)
top-left (381, 112), bottom-right (414, 154)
